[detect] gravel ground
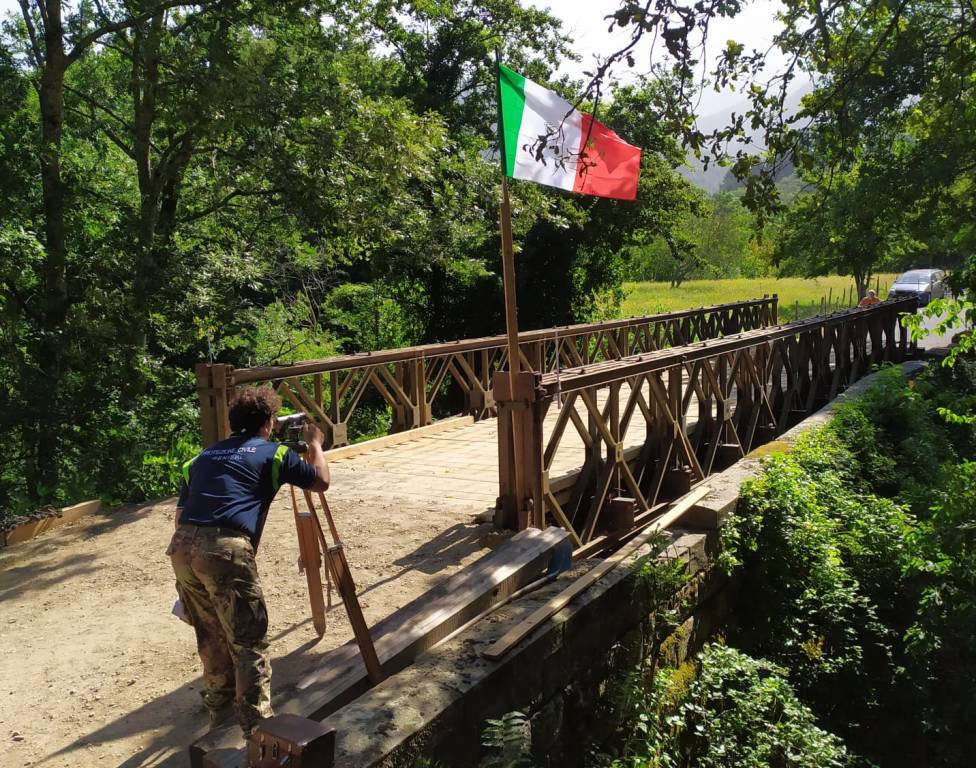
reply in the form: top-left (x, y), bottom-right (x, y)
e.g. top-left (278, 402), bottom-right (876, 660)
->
top-left (0, 460), bottom-right (496, 768)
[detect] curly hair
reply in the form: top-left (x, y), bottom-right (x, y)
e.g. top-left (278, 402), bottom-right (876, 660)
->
top-left (228, 387), bottom-right (282, 435)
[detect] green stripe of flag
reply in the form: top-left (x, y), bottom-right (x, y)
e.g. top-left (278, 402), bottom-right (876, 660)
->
top-left (498, 63), bottom-right (526, 178)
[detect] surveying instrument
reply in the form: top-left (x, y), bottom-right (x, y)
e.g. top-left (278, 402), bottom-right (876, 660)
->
top-left (275, 414), bottom-right (383, 686)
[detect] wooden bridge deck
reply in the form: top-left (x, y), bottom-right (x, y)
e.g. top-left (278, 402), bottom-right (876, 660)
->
top-left (329, 423), bottom-right (501, 512)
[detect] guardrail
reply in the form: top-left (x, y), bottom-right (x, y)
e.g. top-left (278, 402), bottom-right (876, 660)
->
top-left (195, 296), bottom-right (778, 449)
top-left (494, 297), bottom-right (918, 543)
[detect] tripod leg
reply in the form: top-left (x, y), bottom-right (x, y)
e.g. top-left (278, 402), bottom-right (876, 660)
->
top-left (309, 492), bottom-right (384, 685)
top-left (293, 487), bottom-right (327, 637)
top-left (317, 491), bottom-right (342, 542)
top-left (325, 542), bottom-right (384, 685)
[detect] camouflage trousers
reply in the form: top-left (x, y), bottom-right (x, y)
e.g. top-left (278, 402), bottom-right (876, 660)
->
top-left (168, 524), bottom-right (273, 732)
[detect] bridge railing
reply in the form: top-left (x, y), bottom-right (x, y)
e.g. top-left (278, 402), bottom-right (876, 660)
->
top-left (196, 296), bottom-right (778, 449)
top-left (494, 297), bottom-right (918, 545)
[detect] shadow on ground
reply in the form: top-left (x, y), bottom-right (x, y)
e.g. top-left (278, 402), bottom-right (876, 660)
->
top-left (0, 502), bottom-right (161, 603)
top-left (36, 618), bottom-right (321, 768)
top-left (23, 502), bottom-right (495, 767)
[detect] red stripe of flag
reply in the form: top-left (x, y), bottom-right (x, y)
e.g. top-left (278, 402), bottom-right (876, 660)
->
top-left (573, 115), bottom-right (642, 201)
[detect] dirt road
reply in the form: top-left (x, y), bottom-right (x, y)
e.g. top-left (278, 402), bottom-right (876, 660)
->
top-left (0, 456), bottom-right (497, 767)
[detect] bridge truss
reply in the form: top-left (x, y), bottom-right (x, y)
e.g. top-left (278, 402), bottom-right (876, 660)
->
top-left (494, 298), bottom-right (918, 546)
top-left (196, 297), bottom-right (778, 448)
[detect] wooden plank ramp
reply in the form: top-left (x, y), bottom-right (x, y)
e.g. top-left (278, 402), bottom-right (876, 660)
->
top-left (482, 485), bottom-right (711, 660)
top-left (191, 525), bottom-right (571, 768)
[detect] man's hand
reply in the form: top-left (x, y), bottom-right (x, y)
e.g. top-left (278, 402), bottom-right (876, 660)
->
top-left (303, 422), bottom-right (325, 448)
top-left (302, 423), bottom-right (331, 492)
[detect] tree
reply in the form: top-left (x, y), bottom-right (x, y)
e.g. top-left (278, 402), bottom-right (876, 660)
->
top-left (362, 0), bottom-right (573, 138)
top-left (74, 2), bottom-right (268, 351)
top-left (776, 158), bottom-right (916, 298)
top-left (0, 0), bottom-right (587, 508)
top-left (5, 0), bottom-right (202, 496)
top-left (624, 191), bottom-right (764, 285)
top-left (578, 1), bottom-right (974, 231)
top-left (0, 0), bottom-right (800, 516)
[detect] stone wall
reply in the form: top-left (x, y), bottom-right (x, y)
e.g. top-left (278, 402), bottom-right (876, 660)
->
top-left (323, 528), bottom-right (731, 768)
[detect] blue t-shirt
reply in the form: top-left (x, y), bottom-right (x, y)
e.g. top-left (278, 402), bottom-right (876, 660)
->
top-left (177, 434), bottom-right (318, 546)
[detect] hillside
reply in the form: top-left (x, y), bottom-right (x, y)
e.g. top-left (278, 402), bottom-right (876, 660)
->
top-left (679, 84), bottom-right (811, 194)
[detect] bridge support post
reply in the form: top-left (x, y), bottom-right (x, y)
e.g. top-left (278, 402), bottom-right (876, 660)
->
top-left (196, 363), bottom-right (234, 448)
top-left (408, 357), bottom-right (429, 428)
top-left (494, 371), bottom-right (543, 531)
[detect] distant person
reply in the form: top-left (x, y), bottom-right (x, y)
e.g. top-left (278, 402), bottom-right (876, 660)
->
top-left (859, 289), bottom-right (881, 307)
top-left (167, 387), bottom-right (330, 735)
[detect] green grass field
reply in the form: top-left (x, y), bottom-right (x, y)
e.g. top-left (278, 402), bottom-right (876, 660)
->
top-left (620, 274), bottom-right (900, 322)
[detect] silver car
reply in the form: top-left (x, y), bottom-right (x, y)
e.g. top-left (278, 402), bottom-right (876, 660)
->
top-left (888, 269), bottom-right (946, 306)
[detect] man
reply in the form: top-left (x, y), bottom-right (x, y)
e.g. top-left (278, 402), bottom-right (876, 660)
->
top-left (168, 386), bottom-right (330, 735)
top-left (859, 289), bottom-right (882, 307)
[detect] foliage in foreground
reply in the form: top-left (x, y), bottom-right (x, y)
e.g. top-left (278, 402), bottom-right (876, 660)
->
top-left (597, 645), bottom-right (849, 768)
top-left (723, 363), bottom-right (976, 766)
top-left (481, 711), bottom-right (533, 768)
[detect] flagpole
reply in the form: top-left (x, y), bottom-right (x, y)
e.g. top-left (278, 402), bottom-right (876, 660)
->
top-left (499, 177), bottom-right (521, 381)
top-left (496, 51), bottom-right (527, 528)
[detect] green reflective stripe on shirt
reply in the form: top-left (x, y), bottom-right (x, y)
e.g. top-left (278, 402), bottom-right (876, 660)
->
top-left (181, 456), bottom-right (197, 484)
top-left (271, 444), bottom-right (289, 492)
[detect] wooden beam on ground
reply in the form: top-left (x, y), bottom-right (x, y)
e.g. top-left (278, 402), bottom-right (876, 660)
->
top-left (290, 526), bottom-right (569, 716)
top-left (481, 485), bottom-right (711, 661)
top-left (1, 500), bottom-right (102, 547)
top-left (191, 525), bottom-right (571, 768)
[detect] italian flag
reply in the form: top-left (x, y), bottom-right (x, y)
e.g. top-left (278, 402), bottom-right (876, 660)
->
top-left (497, 63), bottom-right (642, 201)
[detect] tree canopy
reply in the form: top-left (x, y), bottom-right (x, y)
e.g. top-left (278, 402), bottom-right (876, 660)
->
top-left (2, 0), bottom-right (974, 515)
top-left (597, 0), bottom-right (976, 290)
top-left (0, 0), bottom-right (708, 513)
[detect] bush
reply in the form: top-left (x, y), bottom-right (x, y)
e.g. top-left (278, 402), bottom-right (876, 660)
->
top-left (48, 354), bottom-right (201, 508)
top-left (133, 434), bottom-right (200, 501)
top-left (913, 356), bottom-right (976, 457)
top-left (900, 461), bottom-right (976, 766)
top-left (907, 460), bottom-right (976, 657)
top-left (323, 282), bottom-right (421, 353)
top-left (828, 365), bottom-right (952, 513)
top-left (599, 645), bottom-right (850, 768)
top-left (723, 364), bottom-right (976, 765)
top-left (727, 432), bottom-right (905, 723)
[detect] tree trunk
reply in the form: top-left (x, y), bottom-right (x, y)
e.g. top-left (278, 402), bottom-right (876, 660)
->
top-left (665, 234), bottom-right (684, 288)
top-left (128, 15), bottom-right (162, 352)
top-left (128, 15), bottom-right (194, 354)
top-left (30, 3), bottom-right (70, 498)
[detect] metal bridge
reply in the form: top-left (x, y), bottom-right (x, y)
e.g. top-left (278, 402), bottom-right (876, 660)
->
top-left (195, 295), bottom-right (916, 550)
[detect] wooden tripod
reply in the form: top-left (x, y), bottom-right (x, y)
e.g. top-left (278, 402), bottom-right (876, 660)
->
top-left (289, 480), bottom-right (384, 686)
